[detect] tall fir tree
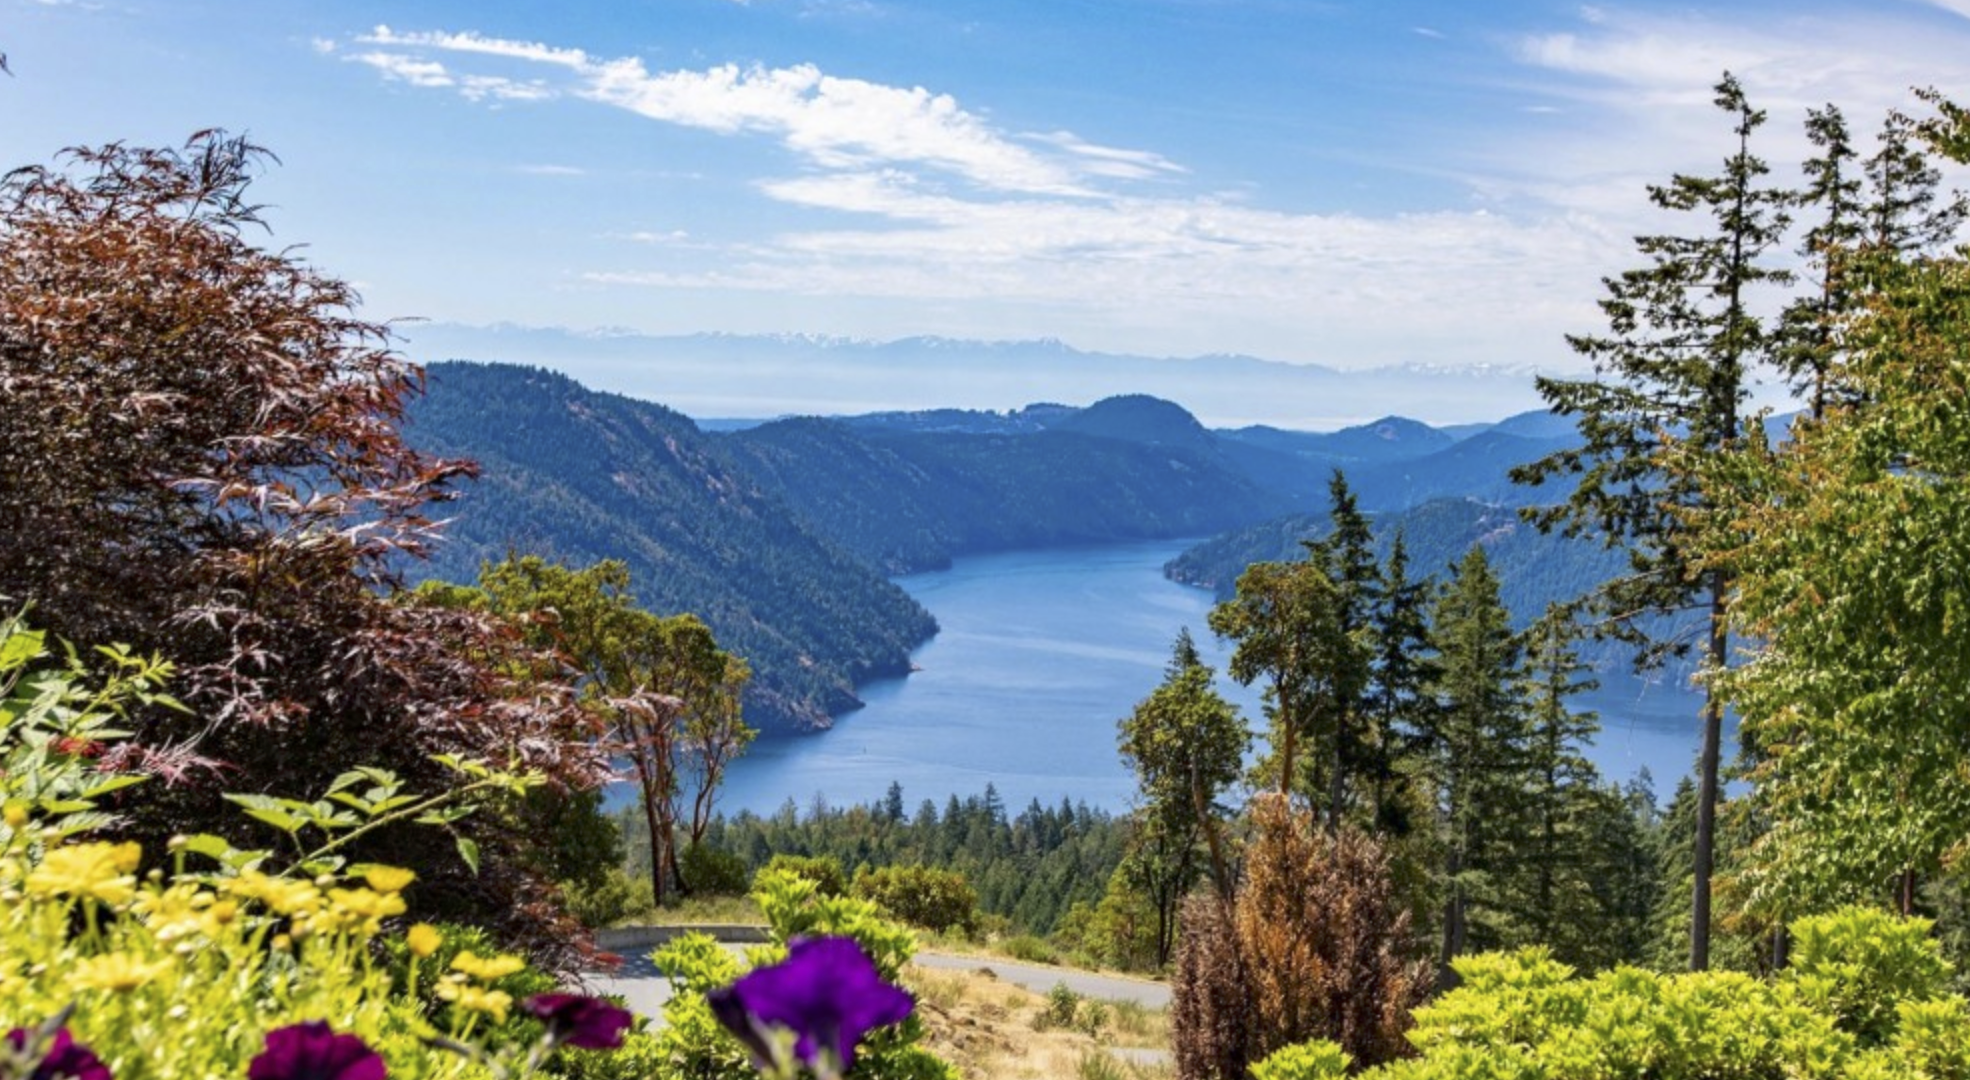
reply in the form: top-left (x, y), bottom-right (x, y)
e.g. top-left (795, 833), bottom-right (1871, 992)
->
top-left (1421, 546), bottom-right (1527, 981)
top-left (1511, 73), bottom-right (1793, 970)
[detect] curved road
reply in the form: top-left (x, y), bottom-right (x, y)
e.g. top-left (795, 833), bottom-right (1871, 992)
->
top-left (583, 944), bottom-right (1169, 1022)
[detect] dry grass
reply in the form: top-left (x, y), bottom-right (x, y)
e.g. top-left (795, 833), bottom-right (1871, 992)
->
top-left (903, 962), bottom-right (1172, 1080)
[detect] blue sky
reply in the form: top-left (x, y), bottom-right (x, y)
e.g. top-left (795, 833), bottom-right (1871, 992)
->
top-left (7, 0), bottom-right (1970, 413)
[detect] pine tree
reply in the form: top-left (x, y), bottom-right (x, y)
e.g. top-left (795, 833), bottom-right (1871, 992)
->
top-left (1511, 73), bottom-right (1792, 971)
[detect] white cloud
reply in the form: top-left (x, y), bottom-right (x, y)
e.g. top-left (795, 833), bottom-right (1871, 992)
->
top-left (513, 164), bottom-right (585, 176)
top-left (348, 27), bottom-right (1100, 195)
top-left (333, 9), bottom-right (1970, 368)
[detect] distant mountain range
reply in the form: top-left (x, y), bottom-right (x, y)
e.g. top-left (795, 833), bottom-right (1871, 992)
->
top-left (399, 358), bottom-right (1711, 734)
top-left (400, 324), bottom-right (1554, 430)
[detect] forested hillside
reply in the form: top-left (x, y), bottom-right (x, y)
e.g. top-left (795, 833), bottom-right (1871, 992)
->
top-left (1166, 496), bottom-right (1623, 622)
top-left (402, 361), bottom-right (939, 731)
top-left (717, 398), bottom-right (1279, 573)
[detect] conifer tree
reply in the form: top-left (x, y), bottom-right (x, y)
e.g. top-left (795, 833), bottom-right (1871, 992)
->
top-left (1420, 546), bottom-right (1526, 979)
top-left (1366, 531), bottom-right (1435, 836)
top-left (1512, 603), bottom-right (1611, 964)
top-left (1512, 73), bottom-right (1792, 970)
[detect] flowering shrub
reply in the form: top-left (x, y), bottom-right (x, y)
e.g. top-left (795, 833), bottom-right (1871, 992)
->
top-left (0, 618), bottom-right (635, 1080)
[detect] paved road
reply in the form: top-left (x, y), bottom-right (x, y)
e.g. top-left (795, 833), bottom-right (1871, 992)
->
top-left (581, 943), bottom-right (1170, 1021)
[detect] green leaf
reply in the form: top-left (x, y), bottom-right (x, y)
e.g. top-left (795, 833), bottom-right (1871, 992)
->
top-left (455, 837), bottom-right (481, 875)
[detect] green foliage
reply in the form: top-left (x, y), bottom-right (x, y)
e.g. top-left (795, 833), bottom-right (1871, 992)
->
top-left (0, 614), bottom-right (173, 841)
top-left (762, 853), bottom-right (850, 896)
top-left (650, 869), bottom-right (957, 1080)
top-left (406, 362), bottom-right (939, 732)
top-left (561, 867), bottom-right (655, 929)
top-left (696, 788), bottom-right (1128, 944)
top-left (1294, 907), bottom-right (1969, 1080)
top-left (853, 863), bottom-right (982, 935)
top-left (1784, 907), bottom-right (1953, 1046)
top-left (1117, 631), bottom-right (1248, 964)
top-left (678, 842), bottom-right (750, 896)
top-left (1693, 96), bottom-right (1970, 925)
top-left (1250, 1041), bottom-right (1351, 1080)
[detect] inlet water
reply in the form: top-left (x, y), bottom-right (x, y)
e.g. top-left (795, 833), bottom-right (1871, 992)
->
top-left (672, 540), bottom-right (1707, 820)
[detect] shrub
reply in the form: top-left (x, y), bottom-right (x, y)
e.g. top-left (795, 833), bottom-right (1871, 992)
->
top-left (562, 866), bottom-right (655, 928)
top-left (1258, 905), bottom-right (1969, 1080)
top-left (649, 869), bottom-right (958, 1080)
top-left (1001, 934), bottom-right (1061, 965)
top-left (853, 863), bottom-right (981, 935)
top-left (1171, 797), bottom-right (1430, 1079)
top-left (1250, 1041), bottom-right (1351, 1080)
top-left (762, 853), bottom-right (849, 896)
top-left (679, 843), bottom-right (750, 897)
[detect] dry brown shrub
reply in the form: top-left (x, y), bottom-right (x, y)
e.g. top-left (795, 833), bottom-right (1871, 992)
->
top-left (1171, 795), bottom-right (1430, 1078)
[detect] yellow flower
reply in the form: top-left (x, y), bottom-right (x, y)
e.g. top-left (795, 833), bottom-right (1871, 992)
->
top-left (437, 979), bottom-right (513, 1022)
top-left (3, 802), bottom-right (26, 829)
top-left (25, 841), bottom-right (142, 905)
top-left (222, 870), bottom-right (321, 916)
top-left (74, 952), bottom-right (175, 993)
top-left (450, 950), bottom-right (527, 981)
top-left (406, 922), bottom-right (442, 958)
top-left (362, 865), bottom-right (416, 893)
top-left (329, 886), bottom-right (405, 919)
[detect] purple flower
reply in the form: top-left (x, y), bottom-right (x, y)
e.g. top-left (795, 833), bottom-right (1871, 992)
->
top-left (707, 937), bottom-right (913, 1074)
top-left (521, 993), bottom-right (634, 1050)
top-left (247, 1023), bottom-right (385, 1080)
top-left (3, 1028), bottom-right (111, 1080)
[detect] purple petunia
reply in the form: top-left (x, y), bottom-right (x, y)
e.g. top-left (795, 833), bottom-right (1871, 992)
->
top-left (3, 1027), bottom-right (111, 1080)
top-left (707, 937), bottom-right (913, 1075)
top-left (246, 1023), bottom-right (386, 1080)
top-left (521, 994), bottom-right (635, 1050)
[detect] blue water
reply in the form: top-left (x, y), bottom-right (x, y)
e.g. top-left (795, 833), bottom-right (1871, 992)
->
top-left (676, 541), bottom-right (1709, 820)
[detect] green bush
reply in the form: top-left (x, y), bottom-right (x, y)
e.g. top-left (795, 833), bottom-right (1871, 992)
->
top-left (679, 842), bottom-right (750, 896)
top-left (562, 866), bottom-right (655, 928)
top-left (649, 869), bottom-right (958, 1080)
top-left (1255, 905), bottom-right (1970, 1080)
top-left (761, 852), bottom-right (849, 896)
top-left (1001, 934), bottom-right (1061, 965)
top-left (853, 863), bottom-right (980, 935)
top-left (1251, 1041), bottom-right (1351, 1080)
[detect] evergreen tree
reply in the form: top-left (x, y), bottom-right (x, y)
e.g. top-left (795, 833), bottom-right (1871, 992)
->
top-left (1366, 531), bottom-right (1436, 836)
top-left (1511, 73), bottom-right (1793, 970)
top-left (1421, 546), bottom-right (1527, 980)
top-left (1309, 471), bottom-right (1390, 827)
top-left (1511, 603), bottom-right (1614, 966)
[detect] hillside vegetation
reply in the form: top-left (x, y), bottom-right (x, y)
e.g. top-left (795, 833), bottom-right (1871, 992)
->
top-left (403, 361), bottom-right (939, 731)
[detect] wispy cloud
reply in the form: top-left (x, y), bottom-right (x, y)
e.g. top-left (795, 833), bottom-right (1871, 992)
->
top-left (352, 26), bottom-right (1103, 195)
top-left (334, 10), bottom-right (1970, 367)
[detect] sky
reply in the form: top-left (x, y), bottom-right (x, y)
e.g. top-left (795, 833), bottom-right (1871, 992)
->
top-left (7, 0), bottom-right (1970, 419)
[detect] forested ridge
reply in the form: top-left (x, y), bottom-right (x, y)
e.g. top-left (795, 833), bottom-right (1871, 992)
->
top-left (716, 410), bottom-right (1279, 574)
top-left (402, 361), bottom-right (939, 731)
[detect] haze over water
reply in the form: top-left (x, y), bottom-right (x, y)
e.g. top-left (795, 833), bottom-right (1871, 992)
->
top-left (697, 541), bottom-right (1706, 821)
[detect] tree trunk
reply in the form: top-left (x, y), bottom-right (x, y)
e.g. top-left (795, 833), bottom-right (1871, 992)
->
top-left (1691, 571), bottom-right (1727, 972)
